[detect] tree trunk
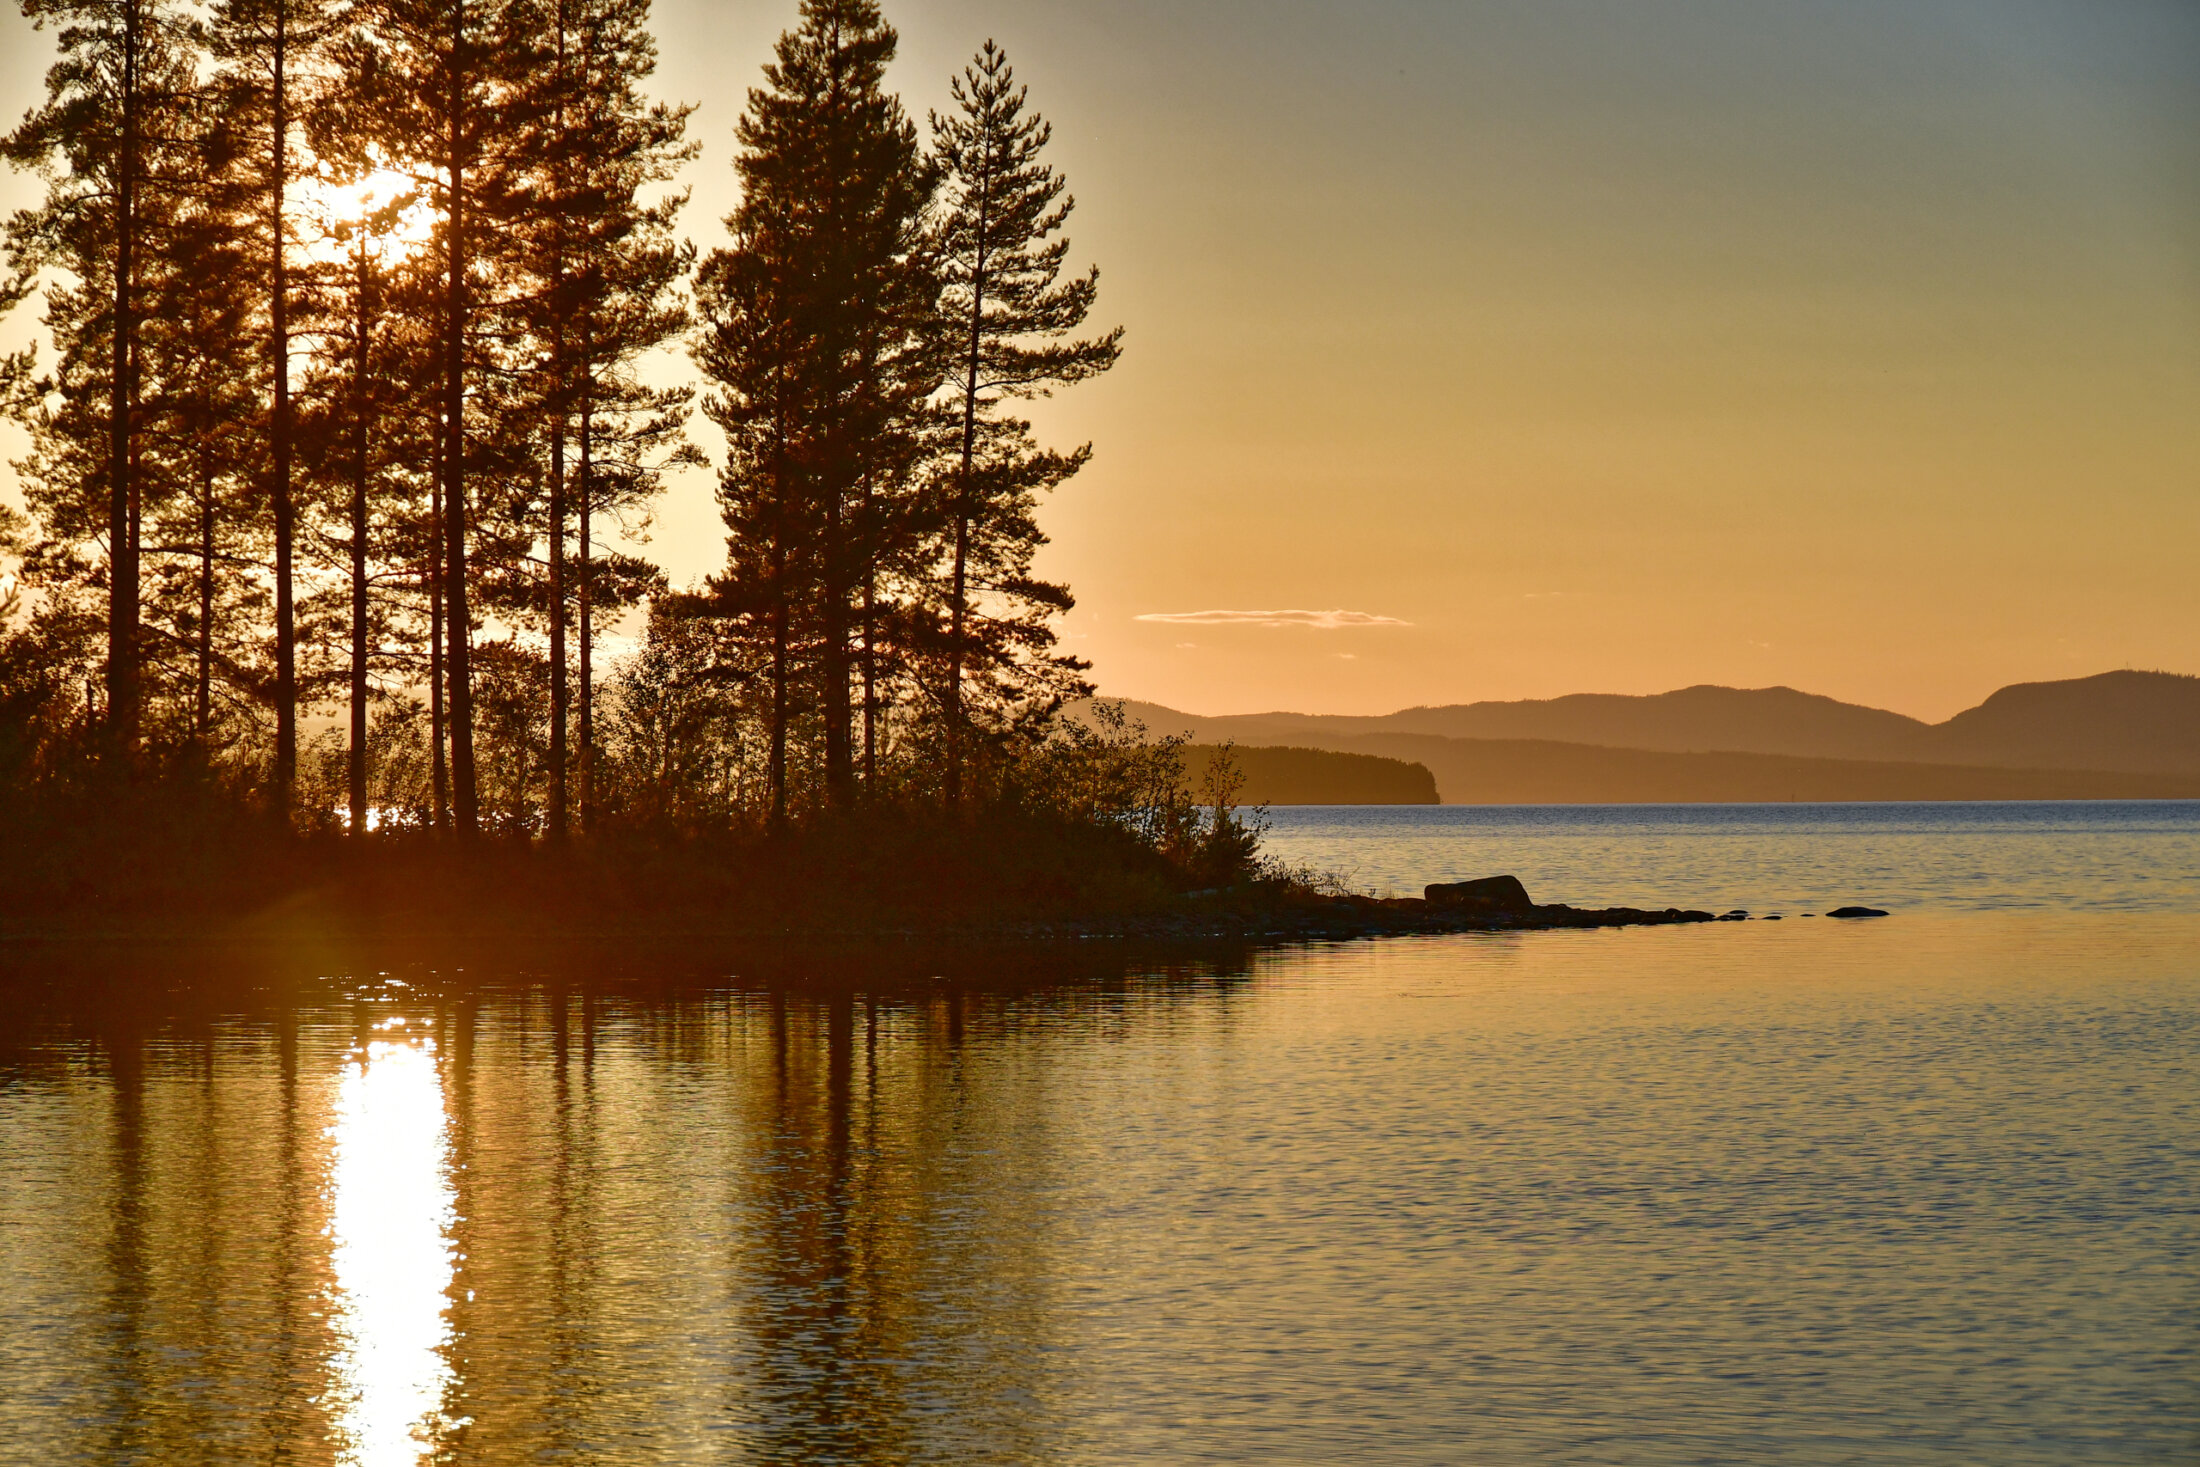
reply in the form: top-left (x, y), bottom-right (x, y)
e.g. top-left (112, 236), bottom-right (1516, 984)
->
top-left (576, 400), bottom-right (593, 834)
top-left (547, 414), bottom-right (567, 841)
top-left (270, 1), bottom-right (297, 827)
top-left (196, 474), bottom-right (212, 740)
top-left (769, 588), bottom-right (788, 830)
top-left (767, 420), bottom-right (789, 830)
top-left (430, 503), bottom-right (448, 834)
top-left (544, 0), bottom-right (569, 843)
top-left (822, 486), bottom-right (852, 804)
top-left (946, 253), bottom-right (986, 810)
top-left (442, 45), bottom-right (479, 838)
top-left (348, 252), bottom-right (371, 838)
top-left (107, 0), bottom-right (140, 755)
top-left (860, 485), bottom-right (876, 794)
top-left (946, 494), bottom-right (968, 804)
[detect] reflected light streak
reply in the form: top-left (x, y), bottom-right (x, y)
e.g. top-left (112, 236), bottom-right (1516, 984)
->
top-left (323, 1037), bottom-right (461, 1466)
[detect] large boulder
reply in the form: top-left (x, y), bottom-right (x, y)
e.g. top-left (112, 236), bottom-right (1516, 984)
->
top-left (1424, 874), bottom-right (1534, 911)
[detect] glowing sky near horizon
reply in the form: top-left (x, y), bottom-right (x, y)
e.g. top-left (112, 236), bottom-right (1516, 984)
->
top-left (3, 0), bottom-right (2195, 721)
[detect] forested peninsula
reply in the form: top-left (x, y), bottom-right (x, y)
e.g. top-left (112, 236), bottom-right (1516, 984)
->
top-left (0, 0), bottom-right (1325, 938)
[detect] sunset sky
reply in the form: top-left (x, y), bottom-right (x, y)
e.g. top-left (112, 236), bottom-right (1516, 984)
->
top-left (4, 0), bottom-right (2195, 721)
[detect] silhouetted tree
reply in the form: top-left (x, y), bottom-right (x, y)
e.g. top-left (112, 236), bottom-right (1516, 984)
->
top-left (695, 0), bottom-right (934, 823)
top-left (210, 0), bottom-right (339, 821)
top-left (515, 0), bottom-right (694, 837)
top-left (133, 194), bottom-right (266, 751)
top-left (290, 180), bottom-right (435, 835)
top-left (930, 40), bottom-right (1120, 806)
top-left (330, 0), bottom-right (541, 836)
top-left (0, 0), bottom-right (1180, 889)
top-left (5, 0), bottom-right (206, 752)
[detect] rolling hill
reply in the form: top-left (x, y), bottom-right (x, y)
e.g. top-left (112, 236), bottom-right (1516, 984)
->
top-left (1097, 670), bottom-right (2200, 803)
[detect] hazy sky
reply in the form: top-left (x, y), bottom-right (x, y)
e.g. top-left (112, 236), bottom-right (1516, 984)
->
top-left (4, 0), bottom-right (2196, 720)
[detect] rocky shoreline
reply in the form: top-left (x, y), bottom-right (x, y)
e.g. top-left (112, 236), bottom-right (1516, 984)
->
top-left (967, 875), bottom-right (1892, 944)
top-left (974, 875), bottom-right (1894, 945)
top-left (986, 898), bottom-right (1712, 944)
top-left (0, 873), bottom-right (1891, 955)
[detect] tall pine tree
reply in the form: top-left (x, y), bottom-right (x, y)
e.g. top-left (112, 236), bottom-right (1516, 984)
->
top-left (290, 175), bottom-right (431, 836)
top-left (930, 41), bottom-right (1120, 806)
top-left (209, 0), bottom-right (339, 821)
top-left (4, 0), bottom-right (205, 753)
top-left (517, 0), bottom-right (693, 838)
top-left (133, 188), bottom-right (266, 751)
top-left (694, 0), bottom-right (934, 822)
top-left (331, 0), bottom-right (539, 835)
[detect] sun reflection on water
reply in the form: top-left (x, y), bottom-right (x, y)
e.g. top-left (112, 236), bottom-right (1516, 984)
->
top-left (324, 1036), bottom-right (461, 1465)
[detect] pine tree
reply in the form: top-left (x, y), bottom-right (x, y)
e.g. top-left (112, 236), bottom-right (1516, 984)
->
top-left (516, 0), bottom-right (693, 838)
top-left (133, 190), bottom-right (266, 751)
top-left (331, 0), bottom-right (541, 836)
top-left (290, 178), bottom-right (430, 836)
top-left (335, 220), bottom-right (384, 835)
top-left (930, 41), bottom-right (1120, 805)
top-left (4, 0), bottom-right (206, 753)
top-left (695, 204), bottom-right (808, 828)
top-left (694, 0), bottom-right (934, 822)
top-left (208, 0), bottom-right (337, 821)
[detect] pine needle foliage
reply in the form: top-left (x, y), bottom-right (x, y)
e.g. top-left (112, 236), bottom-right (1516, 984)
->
top-left (0, 0), bottom-right (1253, 916)
top-left (693, 0), bottom-right (936, 825)
top-left (930, 39), bottom-right (1122, 806)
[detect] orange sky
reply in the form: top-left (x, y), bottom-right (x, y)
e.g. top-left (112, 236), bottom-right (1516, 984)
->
top-left (5, 0), bottom-right (2196, 722)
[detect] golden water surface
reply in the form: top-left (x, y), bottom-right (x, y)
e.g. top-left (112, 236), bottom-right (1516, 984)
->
top-left (2, 910), bottom-right (2196, 1464)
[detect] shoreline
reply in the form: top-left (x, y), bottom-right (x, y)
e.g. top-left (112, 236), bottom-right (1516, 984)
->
top-left (0, 887), bottom-right (1726, 957)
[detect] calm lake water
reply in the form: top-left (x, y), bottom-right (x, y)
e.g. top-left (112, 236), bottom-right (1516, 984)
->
top-left (1261, 800), bottom-right (2200, 913)
top-left (3, 804), bottom-right (2197, 1464)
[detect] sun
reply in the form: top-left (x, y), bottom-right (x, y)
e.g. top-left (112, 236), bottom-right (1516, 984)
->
top-left (295, 158), bottom-right (437, 263)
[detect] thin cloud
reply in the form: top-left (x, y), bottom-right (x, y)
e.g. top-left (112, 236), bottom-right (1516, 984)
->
top-left (1135, 608), bottom-right (1410, 629)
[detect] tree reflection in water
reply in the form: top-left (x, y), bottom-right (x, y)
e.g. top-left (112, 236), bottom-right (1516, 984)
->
top-left (0, 944), bottom-right (1257, 1464)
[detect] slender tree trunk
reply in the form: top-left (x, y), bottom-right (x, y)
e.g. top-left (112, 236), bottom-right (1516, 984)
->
top-left (196, 476), bottom-right (212, 740)
top-left (946, 498), bottom-right (967, 800)
top-left (767, 421), bottom-right (789, 830)
top-left (860, 494), bottom-right (876, 794)
top-left (946, 259), bottom-right (985, 810)
top-left (822, 489), bottom-right (852, 804)
top-left (270, 2), bottom-right (297, 827)
top-left (576, 400), bottom-right (593, 834)
top-left (430, 505), bottom-right (448, 834)
top-left (769, 589), bottom-right (788, 830)
top-left (547, 417), bottom-right (568, 841)
top-left (127, 358), bottom-right (141, 717)
top-left (544, 2), bottom-right (569, 842)
top-left (107, 0), bottom-right (140, 755)
top-left (348, 253), bottom-right (371, 838)
top-left (442, 42), bottom-right (479, 838)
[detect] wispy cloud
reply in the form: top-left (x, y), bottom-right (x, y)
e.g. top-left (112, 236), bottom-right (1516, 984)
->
top-left (1135, 608), bottom-right (1410, 629)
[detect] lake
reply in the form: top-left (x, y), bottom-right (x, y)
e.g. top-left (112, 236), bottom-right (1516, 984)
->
top-left (3, 803), bottom-right (2197, 1464)
top-left (1260, 799), bottom-right (2200, 913)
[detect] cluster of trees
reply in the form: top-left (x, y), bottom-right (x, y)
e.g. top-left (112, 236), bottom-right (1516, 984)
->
top-left (0, 0), bottom-right (1126, 846)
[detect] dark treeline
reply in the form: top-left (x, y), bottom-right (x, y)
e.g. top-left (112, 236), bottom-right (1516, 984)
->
top-left (0, 0), bottom-right (1264, 923)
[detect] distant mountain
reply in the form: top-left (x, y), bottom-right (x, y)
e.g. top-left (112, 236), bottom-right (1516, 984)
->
top-left (1108, 670), bottom-right (2200, 782)
top-left (1167, 685), bottom-right (1932, 762)
top-left (1302, 734), bottom-right (2198, 806)
top-left (1919, 671), bottom-right (2200, 777)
